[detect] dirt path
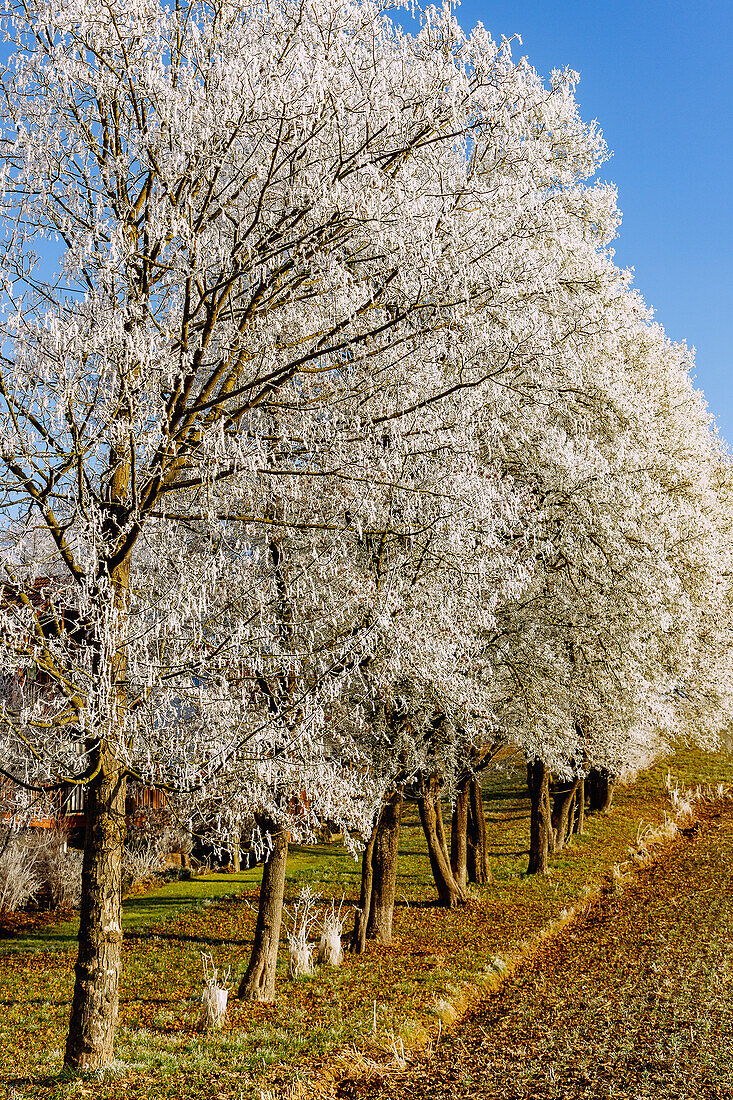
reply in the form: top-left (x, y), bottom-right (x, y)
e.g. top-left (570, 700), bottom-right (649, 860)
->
top-left (336, 804), bottom-right (733, 1100)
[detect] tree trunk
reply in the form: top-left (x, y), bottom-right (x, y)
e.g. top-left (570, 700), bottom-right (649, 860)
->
top-left (231, 825), bottom-right (241, 873)
top-left (351, 812), bottom-right (379, 954)
top-left (238, 820), bottom-right (288, 1002)
top-left (526, 758), bottom-right (552, 875)
top-left (365, 790), bottom-right (402, 945)
top-left (551, 777), bottom-right (581, 852)
top-left (467, 776), bottom-right (492, 884)
top-left (450, 775), bottom-right (470, 893)
top-left (434, 784), bottom-right (450, 867)
top-left (574, 776), bottom-right (585, 835)
top-left (417, 773), bottom-right (466, 907)
top-left (64, 746), bottom-right (127, 1069)
top-left (566, 786), bottom-right (577, 844)
top-left (65, 548), bottom-right (130, 1070)
top-left (587, 767), bottom-right (616, 813)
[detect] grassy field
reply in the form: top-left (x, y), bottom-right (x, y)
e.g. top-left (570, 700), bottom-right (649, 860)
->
top-left (336, 799), bottom-right (733, 1099)
top-left (1, 744), bottom-right (731, 1099)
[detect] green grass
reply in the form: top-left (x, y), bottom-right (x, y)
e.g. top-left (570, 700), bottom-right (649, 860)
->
top-left (0, 848), bottom-right (341, 955)
top-left (0, 743), bottom-right (731, 1100)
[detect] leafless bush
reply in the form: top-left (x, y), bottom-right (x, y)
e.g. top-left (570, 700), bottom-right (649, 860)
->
top-left (41, 829), bottom-right (83, 909)
top-left (317, 898), bottom-right (346, 967)
top-left (0, 827), bottom-right (85, 912)
top-left (123, 814), bottom-right (190, 884)
top-left (287, 887), bottom-right (318, 978)
top-left (122, 835), bottom-right (164, 886)
top-left (157, 824), bottom-right (193, 863)
top-left (0, 832), bottom-right (42, 913)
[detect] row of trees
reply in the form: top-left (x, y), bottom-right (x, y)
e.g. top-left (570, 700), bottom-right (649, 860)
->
top-left (0, 0), bottom-right (731, 1071)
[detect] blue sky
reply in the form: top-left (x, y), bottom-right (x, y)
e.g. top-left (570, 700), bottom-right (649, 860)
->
top-left (449, 0), bottom-right (733, 445)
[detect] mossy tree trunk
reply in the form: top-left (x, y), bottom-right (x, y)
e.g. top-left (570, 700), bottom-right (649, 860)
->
top-left (65, 553), bottom-right (130, 1071)
top-left (64, 744), bottom-right (127, 1069)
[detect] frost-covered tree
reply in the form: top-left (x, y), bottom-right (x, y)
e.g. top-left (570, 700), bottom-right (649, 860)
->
top-left (485, 258), bottom-right (733, 873)
top-left (0, 0), bottom-right (615, 1067)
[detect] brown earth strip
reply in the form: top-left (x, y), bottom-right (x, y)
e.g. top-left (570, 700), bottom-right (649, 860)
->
top-left (335, 804), bottom-right (733, 1100)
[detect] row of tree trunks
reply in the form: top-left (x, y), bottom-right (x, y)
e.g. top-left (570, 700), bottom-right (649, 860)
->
top-left (70, 754), bottom-right (611, 1059)
top-left (526, 760), bottom-right (617, 875)
top-left (417, 772), bottom-right (466, 908)
top-left (237, 819), bottom-right (289, 1003)
top-left (237, 761), bottom-right (605, 1009)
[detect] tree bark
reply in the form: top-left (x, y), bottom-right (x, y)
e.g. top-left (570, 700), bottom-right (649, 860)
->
top-left (417, 773), bottom-right (466, 907)
top-left (365, 790), bottom-right (402, 944)
top-left (467, 775), bottom-right (492, 884)
top-left (450, 775), bottom-right (470, 893)
top-left (551, 776), bottom-right (581, 852)
top-left (64, 745), bottom-right (127, 1069)
top-left (574, 776), bottom-right (585, 835)
top-left (351, 812), bottom-right (379, 954)
top-left (231, 825), bottom-right (241, 873)
top-left (238, 820), bottom-right (289, 1002)
top-left (526, 758), bottom-right (552, 875)
top-left (587, 767), bottom-right (616, 813)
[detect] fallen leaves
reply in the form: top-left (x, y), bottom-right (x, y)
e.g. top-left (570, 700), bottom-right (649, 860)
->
top-left (335, 803), bottom-right (733, 1099)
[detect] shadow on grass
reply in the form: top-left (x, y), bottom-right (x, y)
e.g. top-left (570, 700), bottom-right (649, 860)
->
top-left (393, 898), bottom-right (456, 909)
top-left (124, 930), bottom-right (253, 947)
top-left (0, 997), bottom-right (70, 1006)
top-left (3, 1075), bottom-right (61, 1089)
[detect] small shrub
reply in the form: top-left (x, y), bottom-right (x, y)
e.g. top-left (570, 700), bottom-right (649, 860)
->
top-left (157, 824), bottom-right (193, 865)
top-left (46, 844), bottom-right (83, 909)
